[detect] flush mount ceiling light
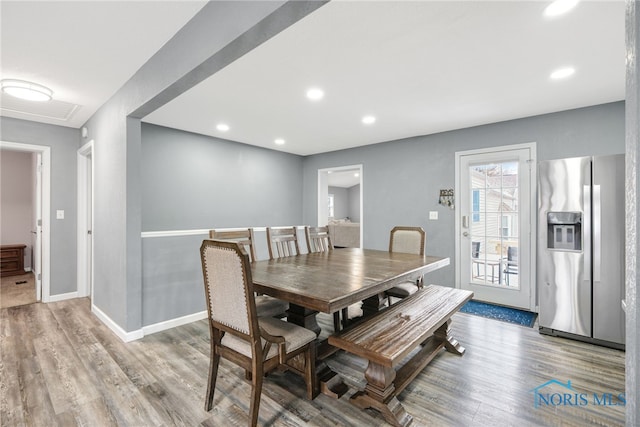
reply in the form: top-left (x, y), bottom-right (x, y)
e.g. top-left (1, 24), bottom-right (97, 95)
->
top-left (216, 123), bottom-right (230, 132)
top-left (550, 67), bottom-right (576, 80)
top-left (306, 87), bottom-right (324, 101)
top-left (274, 138), bottom-right (286, 145)
top-left (544, 0), bottom-right (579, 17)
top-left (1, 79), bottom-right (53, 102)
top-left (362, 115), bottom-right (376, 125)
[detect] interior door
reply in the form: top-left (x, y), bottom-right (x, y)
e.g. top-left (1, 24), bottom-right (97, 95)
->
top-left (34, 153), bottom-right (42, 301)
top-left (456, 145), bottom-right (535, 310)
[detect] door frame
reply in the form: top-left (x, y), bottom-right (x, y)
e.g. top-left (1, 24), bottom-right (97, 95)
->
top-left (317, 164), bottom-right (363, 247)
top-left (0, 140), bottom-right (51, 302)
top-left (454, 142), bottom-right (537, 311)
top-left (77, 140), bottom-right (94, 299)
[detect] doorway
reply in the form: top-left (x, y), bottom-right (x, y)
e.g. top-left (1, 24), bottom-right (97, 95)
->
top-left (317, 165), bottom-right (363, 247)
top-left (455, 143), bottom-right (536, 310)
top-left (0, 141), bottom-right (51, 303)
top-left (77, 140), bottom-right (94, 299)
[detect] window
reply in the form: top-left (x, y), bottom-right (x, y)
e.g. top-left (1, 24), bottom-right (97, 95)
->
top-left (328, 194), bottom-right (334, 218)
top-left (472, 190), bottom-right (480, 222)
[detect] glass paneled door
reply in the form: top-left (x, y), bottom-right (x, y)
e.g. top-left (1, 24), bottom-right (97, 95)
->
top-left (456, 145), bottom-right (535, 310)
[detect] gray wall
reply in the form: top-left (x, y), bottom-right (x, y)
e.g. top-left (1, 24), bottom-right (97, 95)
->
top-left (348, 184), bottom-right (360, 222)
top-left (302, 102), bottom-right (625, 287)
top-left (328, 186), bottom-right (349, 220)
top-left (140, 124), bottom-right (304, 326)
top-left (0, 116), bottom-right (79, 295)
top-left (142, 124), bottom-right (303, 231)
top-left (0, 150), bottom-right (34, 270)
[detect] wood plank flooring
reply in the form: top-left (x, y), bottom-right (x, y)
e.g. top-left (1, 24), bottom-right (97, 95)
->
top-left (0, 273), bottom-right (36, 309)
top-left (0, 298), bottom-right (625, 426)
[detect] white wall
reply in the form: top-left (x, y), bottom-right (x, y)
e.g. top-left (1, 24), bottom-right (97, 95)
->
top-left (0, 150), bottom-right (34, 270)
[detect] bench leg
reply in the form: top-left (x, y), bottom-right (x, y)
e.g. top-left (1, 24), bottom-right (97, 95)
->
top-left (350, 362), bottom-right (413, 427)
top-left (434, 319), bottom-right (465, 356)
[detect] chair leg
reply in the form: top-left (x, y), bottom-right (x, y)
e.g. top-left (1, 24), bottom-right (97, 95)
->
top-left (305, 343), bottom-right (318, 399)
top-left (205, 345), bottom-right (220, 411)
top-left (249, 365), bottom-right (264, 427)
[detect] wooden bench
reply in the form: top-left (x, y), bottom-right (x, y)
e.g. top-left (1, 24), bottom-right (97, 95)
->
top-left (328, 285), bottom-right (473, 427)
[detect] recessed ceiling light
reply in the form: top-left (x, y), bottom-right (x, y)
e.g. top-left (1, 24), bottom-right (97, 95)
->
top-left (362, 115), bottom-right (376, 125)
top-left (354, 173), bottom-right (360, 178)
top-left (274, 138), bottom-right (285, 145)
top-left (306, 88), bottom-right (324, 101)
top-left (550, 67), bottom-right (575, 80)
top-left (544, 0), bottom-right (579, 17)
top-left (1, 79), bottom-right (53, 102)
top-left (216, 123), bottom-right (230, 132)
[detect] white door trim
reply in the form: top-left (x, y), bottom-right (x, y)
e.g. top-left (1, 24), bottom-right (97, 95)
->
top-left (0, 140), bottom-right (51, 302)
top-left (317, 164), bottom-right (363, 247)
top-left (455, 142), bottom-right (537, 311)
top-left (77, 140), bottom-right (94, 299)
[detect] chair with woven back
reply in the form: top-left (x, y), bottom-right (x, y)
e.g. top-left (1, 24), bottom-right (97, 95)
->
top-left (385, 226), bottom-right (426, 305)
top-left (303, 226), bottom-right (349, 331)
top-left (209, 228), bottom-right (288, 318)
top-left (266, 226), bottom-right (301, 259)
top-left (200, 239), bottom-right (317, 426)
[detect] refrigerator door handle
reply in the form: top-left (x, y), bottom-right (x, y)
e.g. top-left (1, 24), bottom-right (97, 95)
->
top-left (583, 184), bottom-right (591, 282)
top-left (593, 185), bottom-right (601, 282)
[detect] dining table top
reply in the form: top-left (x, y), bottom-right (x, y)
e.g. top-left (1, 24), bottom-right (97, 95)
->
top-left (250, 248), bottom-right (450, 314)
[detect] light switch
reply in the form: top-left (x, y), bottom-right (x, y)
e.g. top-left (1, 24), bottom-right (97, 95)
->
top-left (56, 210), bottom-right (65, 219)
top-left (429, 211), bottom-right (438, 220)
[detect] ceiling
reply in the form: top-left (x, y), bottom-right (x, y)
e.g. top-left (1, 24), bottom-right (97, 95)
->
top-left (1, 1), bottom-right (626, 157)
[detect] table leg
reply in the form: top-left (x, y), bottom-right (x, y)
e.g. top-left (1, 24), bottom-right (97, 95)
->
top-left (350, 361), bottom-right (412, 427)
top-left (286, 304), bottom-right (321, 336)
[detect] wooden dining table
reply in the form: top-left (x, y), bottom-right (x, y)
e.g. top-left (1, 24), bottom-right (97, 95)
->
top-left (250, 247), bottom-right (450, 397)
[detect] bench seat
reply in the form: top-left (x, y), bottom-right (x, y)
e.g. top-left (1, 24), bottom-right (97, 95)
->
top-left (328, 284), bottom-right (473, 427)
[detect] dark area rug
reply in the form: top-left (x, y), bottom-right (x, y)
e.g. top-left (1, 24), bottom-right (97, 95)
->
top-left (460, 300), bottom-right (538, 327)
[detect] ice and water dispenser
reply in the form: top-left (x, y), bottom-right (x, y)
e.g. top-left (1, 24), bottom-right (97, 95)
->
top-left (546, 212), bottom-right (582, 251)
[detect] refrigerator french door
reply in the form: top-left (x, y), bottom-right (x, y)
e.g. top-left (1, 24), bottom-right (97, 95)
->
top-left (538, 155), bottom-right (625, 348)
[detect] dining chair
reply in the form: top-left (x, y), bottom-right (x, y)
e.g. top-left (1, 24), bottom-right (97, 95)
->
top-left (209, 228), bottom-right (288, 318)
top-left (503, 246), bottom-right (518, 286)
top-left (386, 226), bottom-right (426, 305)
top-left (200, 239), bottom-right (317, 426)
top-left (304, 226), bottom-right (349, 331)
top-left (266, 226), bottom-right (301, 259)
top-left (304, 226), bottom-right (333, 253)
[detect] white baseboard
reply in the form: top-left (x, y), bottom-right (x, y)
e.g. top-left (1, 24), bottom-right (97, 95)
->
top-left (91, 303), bottom-right (144, 343)
top-left (142, 310), bottom-right (207, 336)
top-left (90, 304), bottom-right (206, 343)
top-left (48, 291), bottom-right (78, 302)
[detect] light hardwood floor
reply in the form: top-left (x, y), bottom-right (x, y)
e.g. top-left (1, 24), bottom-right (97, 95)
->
top-left (0, 298), bottom-right (625, 426)
top-left (0, 272), bottom-right (36, 309)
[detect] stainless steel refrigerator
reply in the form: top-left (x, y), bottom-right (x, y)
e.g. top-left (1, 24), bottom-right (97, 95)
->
top-left (538, 155), bottom-right (625, 348)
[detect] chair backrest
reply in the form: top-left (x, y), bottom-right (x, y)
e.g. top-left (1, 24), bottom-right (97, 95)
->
top-left (389, 226), bottom-right (425, 255)
top-left (305, 226), bottom-right (333, 253)
top-left (209, 228), bottom-right (258, 262)
top-left (507, 246), bottom-right (518, 264)
top-left (200, 239), bottom-right (261, 356)
top-left (266, 226), bottom-right (301, 259)
top-left (471, 241), bottom-right (480, 259)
